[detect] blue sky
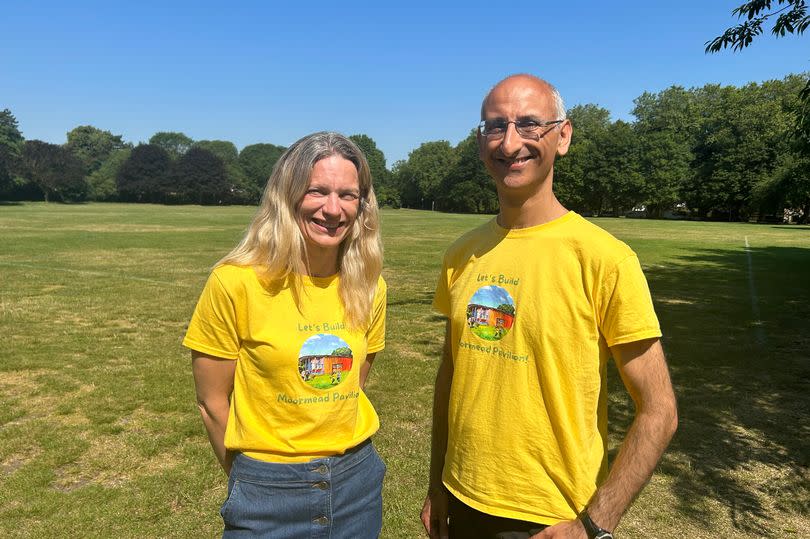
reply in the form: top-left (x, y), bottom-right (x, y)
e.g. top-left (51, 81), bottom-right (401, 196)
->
top-left (300, 334), bottom-right (351, 357)
top-left (470, 286), bottom-right (514, 309)
top-left (2, 1), bottom-right (808, 164)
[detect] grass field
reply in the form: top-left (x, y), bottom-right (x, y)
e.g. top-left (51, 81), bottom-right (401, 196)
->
top-left (0, 202), bottom-right (808, 538)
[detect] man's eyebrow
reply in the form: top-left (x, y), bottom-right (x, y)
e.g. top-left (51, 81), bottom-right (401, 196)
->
top-left (484, 115), bottom-right (544, 122)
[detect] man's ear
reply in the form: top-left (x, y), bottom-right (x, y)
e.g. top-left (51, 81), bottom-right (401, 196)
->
top-left (555, 119), bottom-right (573, 157)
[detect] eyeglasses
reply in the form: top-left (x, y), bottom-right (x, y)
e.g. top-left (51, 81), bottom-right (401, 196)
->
top-left (477, 118), bottom-right (564, 139)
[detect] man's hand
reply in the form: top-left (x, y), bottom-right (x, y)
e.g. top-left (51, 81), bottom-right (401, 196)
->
top-left (420, 486), bottom-right (449, 539)
top-left (530, 519), bottom-right (587, 538)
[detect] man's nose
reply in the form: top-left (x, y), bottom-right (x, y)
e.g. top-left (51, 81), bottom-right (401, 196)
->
top-left (500, 123), bottom-right (522, 156)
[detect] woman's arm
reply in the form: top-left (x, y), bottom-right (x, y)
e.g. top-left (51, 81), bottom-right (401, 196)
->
top-left (191, 351), bottom-right (237, 475)
top-left (359, 352), bottom-right (378, 390)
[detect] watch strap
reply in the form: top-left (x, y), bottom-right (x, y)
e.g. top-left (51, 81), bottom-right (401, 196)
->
top-left (579, 509), bottom-right (614, 539)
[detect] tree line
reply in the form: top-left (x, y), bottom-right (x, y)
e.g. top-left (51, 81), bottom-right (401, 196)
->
top-left (1, 74), bottom-right (808, 222)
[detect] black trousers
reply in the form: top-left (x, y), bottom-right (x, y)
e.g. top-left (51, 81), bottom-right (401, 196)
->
top-left (448, 492), bottom-right (548, 539)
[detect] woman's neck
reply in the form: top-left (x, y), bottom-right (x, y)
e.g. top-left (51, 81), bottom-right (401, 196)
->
top-left (305, 247), bottom-right (339, 277)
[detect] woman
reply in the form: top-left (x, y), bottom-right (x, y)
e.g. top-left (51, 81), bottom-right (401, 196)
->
top-left (183, 132), bottom-right (386, 538)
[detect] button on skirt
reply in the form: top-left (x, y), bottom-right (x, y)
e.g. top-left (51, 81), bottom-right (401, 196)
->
top-left (220, 440), bottom-right (385, 539)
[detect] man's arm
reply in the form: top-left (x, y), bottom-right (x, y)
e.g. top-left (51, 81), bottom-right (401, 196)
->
top-left (192, 351), bottom-right (237, 476)
top-left (536, 338), bottom-right (677, 538)
top-left (421, 321), bottom-right (454, 539)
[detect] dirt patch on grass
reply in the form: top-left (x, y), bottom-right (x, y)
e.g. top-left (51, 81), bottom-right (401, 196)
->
top-left (1, 447), bottom-right (43, 478)
top-left (105, 319), bottom-right (139, 330)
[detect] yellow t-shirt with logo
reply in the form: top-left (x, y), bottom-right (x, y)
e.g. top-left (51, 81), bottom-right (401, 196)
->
top-left (433, 211), bottom-right (661, 525)
top-left (183, 264), bottom-right (386, 463)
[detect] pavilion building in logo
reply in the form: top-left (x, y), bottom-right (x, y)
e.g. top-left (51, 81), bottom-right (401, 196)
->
top-left (298, 334), bottom-right (354, 390)
top-left (466, 285), bottom-right (516, 341)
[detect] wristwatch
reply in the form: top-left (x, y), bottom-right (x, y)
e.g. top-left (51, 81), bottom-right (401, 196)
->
top-left (579, 509), bottom-right (614, 539)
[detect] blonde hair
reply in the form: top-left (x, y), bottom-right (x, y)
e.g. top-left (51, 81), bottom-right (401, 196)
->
top-left (218, 132), bottom-right (382, 329)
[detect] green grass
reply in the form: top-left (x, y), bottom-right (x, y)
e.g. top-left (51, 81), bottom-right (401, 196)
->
top-left (470, 324), bottom-right (505, 341)
top-left (1, 203), bottom-right (808, 538)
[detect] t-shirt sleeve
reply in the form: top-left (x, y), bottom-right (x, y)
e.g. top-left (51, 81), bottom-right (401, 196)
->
top-left (182, 270), bottom-right (240, 360)
top-left (598, 255), bottom-right (662, 347)
top-left (366, 277), bottom-right (387, 354)
top-left (432, 254), bottom-right (452, 317)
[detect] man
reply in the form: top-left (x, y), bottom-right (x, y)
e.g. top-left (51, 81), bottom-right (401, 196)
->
top-left (420, 74), bottom-right (678, 539)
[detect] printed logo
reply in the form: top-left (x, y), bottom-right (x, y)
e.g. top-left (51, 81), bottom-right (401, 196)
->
top-left (298, 334), bottom-right (354, 390)
top-left (466, 286), bottom-right (516, 341)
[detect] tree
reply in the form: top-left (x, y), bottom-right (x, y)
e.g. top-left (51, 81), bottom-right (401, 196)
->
top-left (149, 132), bottom-right (194, 159)
top-left (65, 125), bottom-right (127, 176)
top-left (397, 140), bottom-right (457, 209)
top-left (436, 130), bottom-right (497, 213)
top-left (0, 109), bottom-right (24, 194)
top-left (169, 147), bottom-right (231, 204)
top-left (750, 74), bottom-right (810, 221)
top-left (117, 144), bottom-right (172, 202)
top-left (598, 120), bottom-right (645, 216)
top-left (349, 134), bottom-right (388, 184)
top-left (707, 0), bottom-right (810, 144)
top-left (193, 140), bottom-right (253, 203)
top-left (497, 303), bottom-right (515, 315)
top-left (87, 148), bottom-right (131, 201)
top-left (239, 143), bottom-right (287, 202)
top-left (680, 81), bottom-right (790, 220)
top-left (554, 104), bottom-right (612, 214)
top-left (193, 139), bottom-right (238, 163)
top-left (20, 140), bottom-right (87, 202)
top-left (632, 86), bottom-right (697, 218)
top-left (349, 134), bottom-right (395, 207)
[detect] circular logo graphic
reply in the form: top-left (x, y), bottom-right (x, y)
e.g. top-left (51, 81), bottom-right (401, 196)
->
top-left (466, 285), bottom-right (516, 341)
top-left (298, 334), bottom-right (354, 390)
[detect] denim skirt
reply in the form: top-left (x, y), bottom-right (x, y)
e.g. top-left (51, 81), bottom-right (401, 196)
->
top-left (220, 439), bottom-right (385, 538)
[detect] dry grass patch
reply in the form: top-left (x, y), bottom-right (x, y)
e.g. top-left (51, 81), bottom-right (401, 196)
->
top-left (40, 285), bottom-right (66, 293)
top-left (1, 447), bottom-right (43, 478)
top-left (0, 369), bottom-right (49, 395)
top-left (386, 343), bottom-right (431, 362)
top-left (0, 370), bottom-right (93, 429)
top-left (51, 408), bottom-right (186, 492)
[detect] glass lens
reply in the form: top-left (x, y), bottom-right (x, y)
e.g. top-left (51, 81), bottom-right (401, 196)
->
top-left (515, 120), bottom-right (540, 135)
top-left (483, 120), bottom-right (507, 135)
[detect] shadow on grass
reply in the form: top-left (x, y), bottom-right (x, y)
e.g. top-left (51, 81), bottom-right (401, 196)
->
top-left (387, 290), bottom-right (434, 307)
top-left (769, 226), bottom-right (810, 232)
top-left (608, 245), bottom-right (810, 534)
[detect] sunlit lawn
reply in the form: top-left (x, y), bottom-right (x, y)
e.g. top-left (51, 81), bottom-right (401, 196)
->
top-left (0, 203), bottom-right (807, 538)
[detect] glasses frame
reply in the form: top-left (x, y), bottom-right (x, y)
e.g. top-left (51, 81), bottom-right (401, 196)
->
top-left (478, 119), bottom-right (564, 140)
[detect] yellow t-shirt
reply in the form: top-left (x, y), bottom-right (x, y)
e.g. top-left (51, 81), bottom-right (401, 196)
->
top-left (183, 264), bottom-right (386, 463)
top-left (433, 211), bottom-right (661, 525)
